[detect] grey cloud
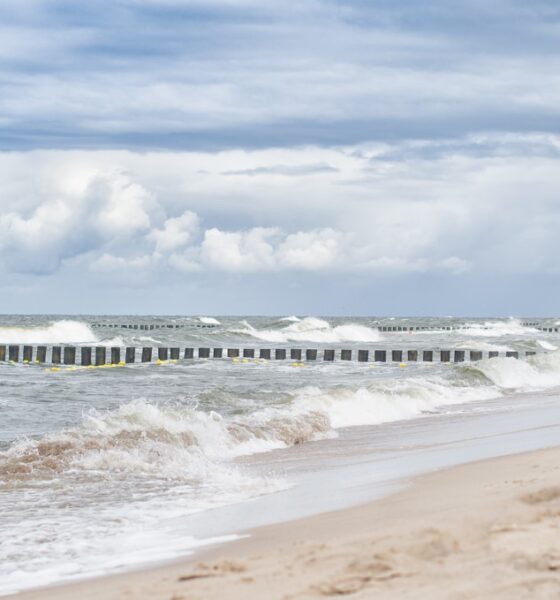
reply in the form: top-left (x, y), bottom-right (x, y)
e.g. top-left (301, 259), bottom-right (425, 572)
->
top-left (220, 163), bottom-right (339, 176)
top-left (1, 1), bottom-right (559, 149)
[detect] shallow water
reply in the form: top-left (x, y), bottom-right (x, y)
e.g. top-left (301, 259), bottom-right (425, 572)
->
top-left (1, 315), bottom-right (560, 594)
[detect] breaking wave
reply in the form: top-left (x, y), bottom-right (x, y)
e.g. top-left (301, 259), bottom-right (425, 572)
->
top-left (537, 339), bottom-right (558, 351)
top-left (198, 317), bottom-right (221, 325)
top-left (466, 351), bottom-right (560, 391)
top-left (0, 320), bottom-right (97, 344)
top-left (461, 318), bottom-right (535, 337)
top-left (231, 317), bottom-right (383, 344)
top-left (4, 351), bottom-right (560, 487)
top-left (0, 399), bottom-right (330, 485)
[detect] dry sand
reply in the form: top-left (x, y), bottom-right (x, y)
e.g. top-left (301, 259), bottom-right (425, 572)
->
top-left (13, 446), bottom-right (560, 600)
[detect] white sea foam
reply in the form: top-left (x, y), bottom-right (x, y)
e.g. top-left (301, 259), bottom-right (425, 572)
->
top-left (0, 530), bottom-right (240, 596)
top-left (279, 315), bottom-right (301, 322)
top-left (0, 400), bottom-right (287, 595)
top-left (468, 351), bottom-right (560, 391)
top-left (289, 379), bottom-right (498, 429)
top-left (461, 318), bottom-right (534, 337)
top-left (537, 339), bottom-right (558, 351)
top-left (95, 336), bottom-right (125, 346)
top-left (457, 341), bottom-right (513, 352)
top-left (199, 317), bottom-right (221, 325)
top-left (232, 317), bottom-right (383, 343)
top-left (0, 320), bottom-right (97, 344)
top-left (4, 348), bottom-right (560, 596)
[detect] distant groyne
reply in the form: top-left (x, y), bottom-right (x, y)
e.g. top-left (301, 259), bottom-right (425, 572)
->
top-left (0, 345), bottom-right (541, 366)
top-left (89, 321), bottom-right (560, 333)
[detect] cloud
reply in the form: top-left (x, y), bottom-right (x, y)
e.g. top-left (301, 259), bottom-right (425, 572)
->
top-left (0, 133), bottom-right (558, 284)
top-left (201, 227), bottom-right (278, 272)
top-left (276, 229), bottom-right (341, 270)
top-left (147, 211), bottom-right (199, 252)
top-left (221, 164), bottom-right (339, 177)
top-left (0, 170), bottom-right (157, 274)
top-left (199, 227), bottom-right (342, 272)
top-left (0, 1), bottom-right (559, 149)
top-left (91, 253), bottom-right (156, 272)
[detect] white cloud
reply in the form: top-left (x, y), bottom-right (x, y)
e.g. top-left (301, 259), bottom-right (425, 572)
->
top-left (199, 226), bottom-right (342, 272)
top-left (0, 134), bottom-right (557, 280)
top-left (201, 227), bottom-right (278, 272)
top-left (0, 170), bottom-right (157, 273)
top-left (276, 229), bottom-right (341, 270)
top-left (87, 173), bottom-right (154, 236)
top-left (147, 211), bottom-right (199, 252)
top-left (91, 253), bottom-right (156, 272)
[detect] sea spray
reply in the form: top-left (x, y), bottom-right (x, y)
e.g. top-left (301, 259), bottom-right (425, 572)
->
top-left (231, 317), bottom-right (383, 343)
top-left (0, 320), bottom-right (97, 344)
top-left (465, 352), bottom-right (560, 391)
top-left (461, 318), bottom-right (536, 337)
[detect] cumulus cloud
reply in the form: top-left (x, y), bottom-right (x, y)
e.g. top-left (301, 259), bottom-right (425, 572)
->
top-left (276, 229), bottom-right (341, 270)
top-left (199, 227), bottom-right (343, 272)
top-left (0, 170), bottom-right (156, 274)
top-left (147, 211), bottom-right (199, 252)
top-left (0, 133), bottom-right (558, 284)
top-left (201, 227), bottom-right (278, 272)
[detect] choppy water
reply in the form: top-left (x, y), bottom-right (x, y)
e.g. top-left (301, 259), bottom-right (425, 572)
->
top-left (1, 315), bottom-right (560, 595)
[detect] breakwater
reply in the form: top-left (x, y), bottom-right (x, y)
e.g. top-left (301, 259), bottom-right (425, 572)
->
top-left (0, 345), bottom-right (540, 365)
top-left (89, 322), bottom-right (559, 333)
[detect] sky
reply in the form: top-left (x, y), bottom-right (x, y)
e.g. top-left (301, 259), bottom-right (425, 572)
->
top-left (0, 0), bottom-right (559, 316)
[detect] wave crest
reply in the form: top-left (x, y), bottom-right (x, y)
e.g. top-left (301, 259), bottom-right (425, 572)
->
top-left (0, 320), bottom-right (97, 344)
top-left (231, 317), bottom-right (383, 343)
top-left (464, 351), bottom-right (560, 390)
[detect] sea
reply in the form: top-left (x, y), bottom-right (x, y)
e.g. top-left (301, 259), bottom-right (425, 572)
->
top-left (1, 315), bottom-right (560, 595)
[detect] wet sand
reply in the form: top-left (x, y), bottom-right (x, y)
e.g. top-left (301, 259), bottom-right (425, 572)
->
top-left (13, 445), bottom-right (560, 600)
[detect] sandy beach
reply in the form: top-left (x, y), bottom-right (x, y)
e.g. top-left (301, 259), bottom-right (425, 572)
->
top-left (12, 445), bottom-right (560, 600)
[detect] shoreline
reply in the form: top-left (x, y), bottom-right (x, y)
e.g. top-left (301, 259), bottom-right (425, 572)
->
top-left (12, 444), bottom-right (560, 599)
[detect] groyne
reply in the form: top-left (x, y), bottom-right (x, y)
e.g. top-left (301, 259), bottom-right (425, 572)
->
top-left (88, 322), bottom-right (559, 333)
top-left (0, 345), bottom-right (540, 365)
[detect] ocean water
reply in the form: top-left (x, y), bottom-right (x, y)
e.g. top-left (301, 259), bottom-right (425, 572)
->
top-left (1, 315), bottom-right (560, 595)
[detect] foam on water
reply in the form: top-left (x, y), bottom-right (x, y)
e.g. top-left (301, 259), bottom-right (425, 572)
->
top-left (290, 380), bottom-right (498, 429)
top-left (0, 320), bottom-right (97, 344)
top-left (466, 352), bottom-right (560, 391)
top-left (457, 340), bottom-right (513, 352)
top-left (198, 317), bottom-right (221, 325)
top-left (0, 400), bottom-right (289, 595)
top-left (232, 317), bottom-right (383, 343)
top-left (1, 314), bottom-right (560, 595)
top-left (11, 354), bottom-right (560, 488)
top-left (538, 339), bottom-right (558, 351)
top-left (461, 318), bottom-right (535, 337)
